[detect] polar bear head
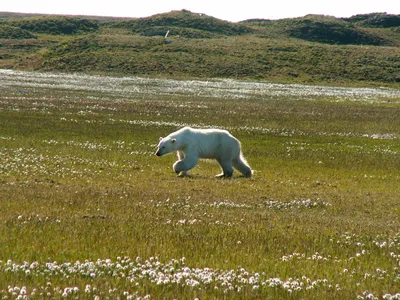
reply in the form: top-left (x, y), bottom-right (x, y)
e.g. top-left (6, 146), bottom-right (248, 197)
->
top-left (155, 136), bottom-right (177, 156)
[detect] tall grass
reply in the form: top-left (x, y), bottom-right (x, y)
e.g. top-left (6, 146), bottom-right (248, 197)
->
top-left (0, 70), bottom-right (399, 299)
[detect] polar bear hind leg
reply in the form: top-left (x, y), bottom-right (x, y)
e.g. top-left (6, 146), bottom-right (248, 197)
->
top-left (232, 154), bottom-right (252, 178)
top-left (216, 158), bottom-right (234, 178)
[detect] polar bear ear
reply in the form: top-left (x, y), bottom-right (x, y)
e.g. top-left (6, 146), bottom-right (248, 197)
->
top-left (159, 137), bottom-right (163, 141)
top-left (171, 138), bottom-right (176, 143)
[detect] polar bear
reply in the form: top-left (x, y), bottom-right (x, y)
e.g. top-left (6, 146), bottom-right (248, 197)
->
top-left (155, 127), bottom-right (252, 178)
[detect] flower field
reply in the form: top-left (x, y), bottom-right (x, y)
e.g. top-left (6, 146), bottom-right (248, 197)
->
top-left (0, 70), bottom-right (399, 299)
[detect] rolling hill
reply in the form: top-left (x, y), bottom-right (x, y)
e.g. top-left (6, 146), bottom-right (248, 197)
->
top-left (1, 10), bottom-right (399, 86)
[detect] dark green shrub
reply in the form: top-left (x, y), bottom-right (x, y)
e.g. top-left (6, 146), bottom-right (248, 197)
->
top-left (344, 13), bottom-right (400, 28)
top-left (284, 15), bottom-right (389, 45)
top-left (0, 24), bottom-right (37, 39)
top-left (10, 16), bottom-right (99, 35)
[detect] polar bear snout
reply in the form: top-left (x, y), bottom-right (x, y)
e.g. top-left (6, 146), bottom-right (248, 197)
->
top-left (155, 148), bottom-right (167, 156)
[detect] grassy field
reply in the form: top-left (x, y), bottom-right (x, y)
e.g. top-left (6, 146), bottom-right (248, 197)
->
top-left (0, 70), bottom-right (399, 299)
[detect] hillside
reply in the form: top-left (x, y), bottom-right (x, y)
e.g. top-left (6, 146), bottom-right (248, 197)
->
top-left (110, 9), bottom-right (255, 37)
top-left (0, 10), bottom-right (399, 86)
top-left (244, 15), bottom-right (392, 46)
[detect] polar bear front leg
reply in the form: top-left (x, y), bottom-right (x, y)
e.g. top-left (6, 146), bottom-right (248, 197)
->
top-left (173, 155), bottom-right (198, 177)
top-left (175, 150), bottom-right (189, 177)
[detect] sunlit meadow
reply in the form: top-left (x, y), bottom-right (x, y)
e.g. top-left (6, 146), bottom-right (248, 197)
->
top-left (0, 70), bottom-right (399, 299)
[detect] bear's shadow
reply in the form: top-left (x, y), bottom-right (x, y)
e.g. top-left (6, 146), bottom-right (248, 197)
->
top-left (177, 174), bottom-right (252, 180)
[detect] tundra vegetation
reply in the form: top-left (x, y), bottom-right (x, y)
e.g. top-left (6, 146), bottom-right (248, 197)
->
top-left (1, 9), bottom-right (400, 300)
top-left (0, 70), bottom-right (399, 299)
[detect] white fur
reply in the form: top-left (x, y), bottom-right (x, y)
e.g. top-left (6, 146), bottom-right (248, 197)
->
top-left (155, 127), bottom-right (252, 178)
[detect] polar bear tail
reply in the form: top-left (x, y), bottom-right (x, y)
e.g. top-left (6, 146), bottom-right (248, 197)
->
top-left (232, 153), bottom-right (252, 178)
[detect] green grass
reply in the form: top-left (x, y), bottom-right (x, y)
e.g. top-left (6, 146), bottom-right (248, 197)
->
top-left (0, 71), bottom-right (399, 299)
